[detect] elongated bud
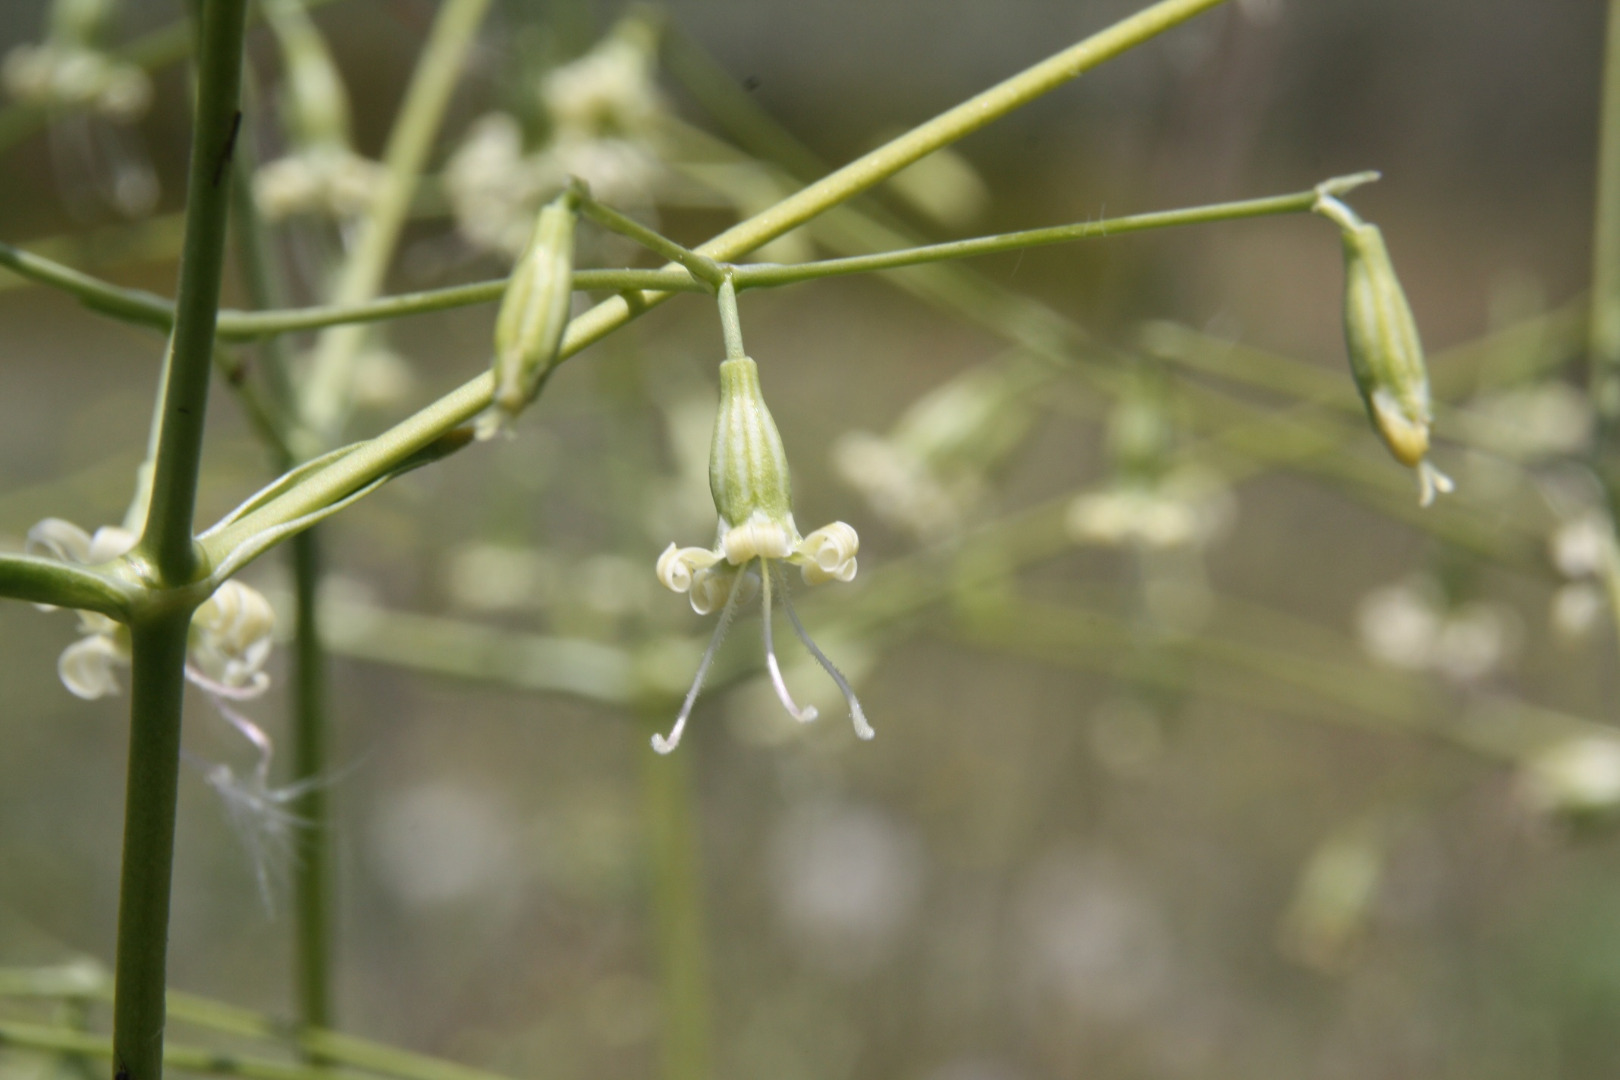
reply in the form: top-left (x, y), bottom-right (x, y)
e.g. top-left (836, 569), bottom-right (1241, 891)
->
top-left (489, 191), bottom-right (578, 429)
top-left (709, 355), bottom-right (794, 530)
top-left (1317, 193), bottom-right (1452, 505)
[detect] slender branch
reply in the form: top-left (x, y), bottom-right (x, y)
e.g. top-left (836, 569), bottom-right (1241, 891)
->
top-left (731, 174), bottom-right (1378, 290)
top-left (298, 0), bottom-right (493, 441)
top-left (575, 187), bottom-right (725, 286)
top-left (0, 242), bottom-right (173, 329)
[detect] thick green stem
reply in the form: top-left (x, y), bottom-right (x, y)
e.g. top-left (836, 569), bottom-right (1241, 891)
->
top-left (640, 741), bottom-right (712, 1080)
top-left (290, 529), bottom-right (333, 1032)
top-left (298, 0), bottom-right (492, 441)
top-left (137, 0), bottom-right (250, 586)
top-left (112, 613), bottom-right (193, 1080)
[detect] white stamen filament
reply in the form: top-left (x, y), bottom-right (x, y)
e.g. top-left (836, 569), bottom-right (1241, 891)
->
top-left (653, 568), bottom-right (748, 754)
top-left (760, 558), bottom-right (818, 723)
top-left (777, 565), bottom-right (873, 740)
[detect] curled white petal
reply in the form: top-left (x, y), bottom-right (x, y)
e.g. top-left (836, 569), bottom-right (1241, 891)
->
top-left (720, 512), bottom-right (796, 565)
top-left (656, 543), bottom-right (722, 594)
top-left (795, 521), bottom-right (859, 585)
top-left (26, 518), bottom-right (94, 564)
top-left (59, 632), bottom-right (129, 700)
top-left (689, 565), bottom-right (755, 616)
top-left (87, 526), bottom-right (138, 564)
top-left (189, 581), bottom-right (276, 693)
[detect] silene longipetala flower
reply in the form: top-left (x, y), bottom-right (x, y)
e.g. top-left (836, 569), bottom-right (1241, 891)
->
top-left (653, 353), bottom-right (871, 753)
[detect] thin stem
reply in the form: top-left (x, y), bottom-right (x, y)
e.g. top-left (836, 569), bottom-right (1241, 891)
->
top-left (1592, 0), bottom-right (1620, 422)
top-left (298, 0), bottom-right (492, 441)
top-left (638, 735), bottom-right (713, 1080)
top-left (716, 276), bottom-right (746, 360)
top-left (136, 0), bottom-right (250, 586)
top-left (113, 612), bottom-right (194, 1080)
top-left (575, 188), bottom-right (724, 286)
top-left (289, 529), bottom-right (333, 1033)
top-left (737, 178), bottom-right (1374, 290)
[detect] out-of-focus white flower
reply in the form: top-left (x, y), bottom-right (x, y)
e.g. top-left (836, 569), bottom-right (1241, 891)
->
top-left (2, 43), bottom-right (151, 119)
top-left (540, 16), bottom-right (663, 139)
top-left (1355, 577), bottom-right (1518, 683)
top-left (1519, 735), bottom-right (1620, 825)
top-left (833, 359), bottom-right (1042, 540)
top-left (1551, 582), bottom-right (1605, 640)
top-left (1014, 850), bottom-right (1172, 1023)
top-left (1460, 381), bottom-right (1594, 462)
top-left (1551, 512), bottom-right (1611, 579)
top-left (254, 144), bottom-right (386, 221)
top-left (767, 801), bottom-right (924, 978)
top-left (1066, 468), bottom-right (1233, 550)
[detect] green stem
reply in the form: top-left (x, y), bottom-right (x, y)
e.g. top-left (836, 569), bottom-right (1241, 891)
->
top-left (640, 741), bottom-right (713, 1080)
top-left (289, 529), bottom-right (333, 1033)
top-left (298, 0), bottom-right (492, 441)
top-left (1592, 0), bottom-right (1620, 422)
top-left (716, 276), bottom-right (745, 359)
top-left (575, 189), bottom-right (724, 286)
top-left (136, 0), bottom-right (250, 586)
top-left (113, 612), bottom-right (193, 1080)
top-left (733, 175), bottom-right (1377, 290)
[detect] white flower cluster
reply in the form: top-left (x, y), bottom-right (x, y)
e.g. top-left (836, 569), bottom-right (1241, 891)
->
top-left (1355, 576), bottom-right (1518, 684)
top-left (27, 517), bottom-right (276, 701)
top-left (2, 43), bottom-right (150, 119)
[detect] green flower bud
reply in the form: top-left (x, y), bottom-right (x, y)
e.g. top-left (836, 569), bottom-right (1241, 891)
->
top-left (709, 355), bottom-right (794, 530)
top-left (489, 191), bottom-right (578, 426)
top-left (1317, 193), bottom-right (1453, 505)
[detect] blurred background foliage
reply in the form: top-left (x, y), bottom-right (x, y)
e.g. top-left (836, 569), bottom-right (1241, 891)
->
top-left (1, 1), bottom-right (1619, 1079)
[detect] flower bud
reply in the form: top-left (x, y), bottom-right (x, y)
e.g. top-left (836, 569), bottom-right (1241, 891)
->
top-left (1317, 193), bottom-right (1452, 505)
top-left (489, 192), bottom-right (578, 427)
top-left (709, 356), bottom-right (794, 530)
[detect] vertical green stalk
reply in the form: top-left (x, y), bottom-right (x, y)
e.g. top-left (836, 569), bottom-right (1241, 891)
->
top-left (115, 2), bottom-right (249, 1079)
top-left (112, 613), bottom-right (198, 1080)
top-left (639, 738), bottom-right (712, 1080)
top-left (1593, 0), bottom-right (1620, 424)
top-left (289, 531), bottom-right (333, 1032)
top-left (137, 0), bottom-right (250, 584)
top-left (299, 0), bottom-right (492, 442)
top-left (227, 74), bottom-right (335, 1038)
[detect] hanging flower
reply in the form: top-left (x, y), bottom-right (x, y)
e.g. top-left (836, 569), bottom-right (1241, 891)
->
top-left (653, 351), bottom-right (870, 753)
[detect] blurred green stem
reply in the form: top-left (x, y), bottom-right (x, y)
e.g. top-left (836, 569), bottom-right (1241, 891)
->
top-left (1592, 0), bottom-right (1620, 422)
top-left (640, 733), bottom-right (714, 1080)
top-left (298, 0), bottom-right (492, 443)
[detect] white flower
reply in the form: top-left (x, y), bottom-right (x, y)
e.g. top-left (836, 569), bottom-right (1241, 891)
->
top-left (27, 518), bottom-right (136, 699)
top-left (187, 580), bottom-right (276, 697)
top-left (652, 354), bottom-right (870, 753)
top-left (1355, 576), bottom-right (1517, 683)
